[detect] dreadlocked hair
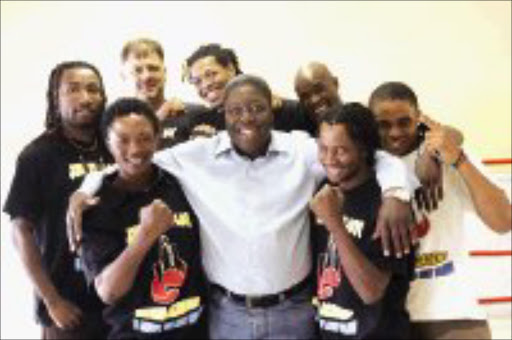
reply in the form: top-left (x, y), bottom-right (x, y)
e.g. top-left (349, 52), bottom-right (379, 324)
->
top-left (45, 61), bottom-right (106, 131)
top-left (182, 43), bottom-right (242, 82)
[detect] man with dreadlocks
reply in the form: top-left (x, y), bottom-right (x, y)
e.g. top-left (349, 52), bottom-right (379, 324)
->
top-left (180, 43), bottom-right (310, 139)
top-left (3, 61), bottom-right (111, 339)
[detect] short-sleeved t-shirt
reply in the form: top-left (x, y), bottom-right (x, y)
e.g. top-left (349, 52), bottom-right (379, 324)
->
top-left (3, 129), bottom-right (112, 326)
top-left (312, 177), bottom-right (415, 339)
top-left (80, 166), bottom-right (208, 339)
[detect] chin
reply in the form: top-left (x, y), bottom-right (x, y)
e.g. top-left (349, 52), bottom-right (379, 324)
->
top-left (326, 174), bottom-right (342, 185)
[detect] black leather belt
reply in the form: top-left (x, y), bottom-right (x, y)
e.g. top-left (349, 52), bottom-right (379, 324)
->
top-left (211, 275), bottom-right (312, 309)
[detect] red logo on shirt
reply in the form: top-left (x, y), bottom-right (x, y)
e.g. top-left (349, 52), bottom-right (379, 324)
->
top-left (151, 237), bottom-right (188, 305)
top-left (318, 266), bottom-right (342, 300)
top-left (415, 214), bottom-right (431, 239)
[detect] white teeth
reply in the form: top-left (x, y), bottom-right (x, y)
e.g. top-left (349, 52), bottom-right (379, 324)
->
top-left (240, 128), bottom-right (256, 137)
top-left (128, 158), bottom-right (145, 165)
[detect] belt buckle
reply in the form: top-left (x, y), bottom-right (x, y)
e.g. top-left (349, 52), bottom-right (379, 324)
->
top-left (245, 297), bottom-right (254, 309)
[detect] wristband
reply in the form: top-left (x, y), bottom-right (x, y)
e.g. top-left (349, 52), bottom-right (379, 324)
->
top-left (452, 149), bottom-right (467, 169)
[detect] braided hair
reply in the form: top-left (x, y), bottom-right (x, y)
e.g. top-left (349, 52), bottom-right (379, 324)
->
top-left (45, 61), bottom-right (106, 131)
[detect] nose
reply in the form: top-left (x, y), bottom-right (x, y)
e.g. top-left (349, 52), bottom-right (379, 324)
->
top-left (309, 93), bottom-right (322, 106)
top-left (388, 125), bottom-right (404, 139)
top-left (239, 110), bottom-right (256, 125)
top-left (322, 149), bottom-right (338, 166)
top-left (140, 67), bottom-right (152, 81)
top-left (77, 88), bottom-right (94, 106)
top-left (127, 140), bottom-right (146, 157)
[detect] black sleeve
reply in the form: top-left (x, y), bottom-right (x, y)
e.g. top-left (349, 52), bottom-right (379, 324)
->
top-left (80, 210), bottom-right (126, 286)
top-left (3, 149), bottom-right (45, 225)
top-left (274, 99), bottom-right (310, 133)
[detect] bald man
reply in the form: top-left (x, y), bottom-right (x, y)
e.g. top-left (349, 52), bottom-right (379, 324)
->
top-left (294, 62), bottom-right (343, 136)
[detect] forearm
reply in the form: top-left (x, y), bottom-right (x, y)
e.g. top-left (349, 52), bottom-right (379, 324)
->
top-left (327, 220), bottom-right (391, 304)
top-left (95, 235), bottom-right (155, 304)
top-left (457, 159), bottom-right (512, 233)
top-left (12, 220), bottom-right (61, 307)
top-left (375, 150), bottom-right (412, 194)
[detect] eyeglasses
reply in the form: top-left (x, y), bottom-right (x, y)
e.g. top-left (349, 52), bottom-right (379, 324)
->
top-left (189, 69), bottom-right (219, 87)
top-left (224, 102), bottom-right (269, 118)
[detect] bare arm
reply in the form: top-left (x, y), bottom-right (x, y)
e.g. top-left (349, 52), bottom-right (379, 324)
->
top-left (11, 217), bottom-right (82, 329)
top-left (454, 154), bottom-right (511, 233)
top-left (424, 122), bottom-right (511, 233)
top-left (310, 185), bottom-right (391, 305)
top-left (329, 217), bottom-right (391, 304)
top-left (94, 199), bottom-right (174, 304)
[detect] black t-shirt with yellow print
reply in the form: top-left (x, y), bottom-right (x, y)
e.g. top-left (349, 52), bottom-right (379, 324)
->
top-left (312, 177), bottom-right (415, 339)
top-left (3, 129), bottom-right (112, 327)
top-left (80, 165), bottom-right (208, 339)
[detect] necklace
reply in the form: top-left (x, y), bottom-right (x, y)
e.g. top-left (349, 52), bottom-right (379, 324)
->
top-left (67, 136), bottom-right (99, 153)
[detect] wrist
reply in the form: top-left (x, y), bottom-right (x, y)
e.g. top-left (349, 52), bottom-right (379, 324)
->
top-left (43, 292), bottom-right (61, 308)
top-left (451, 149), bottom-right (467, 169)
top-left (383, 187), bottom-right (411, 202)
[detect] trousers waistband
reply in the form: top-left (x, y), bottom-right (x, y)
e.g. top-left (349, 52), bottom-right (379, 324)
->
top-left (210, 275), bottom-right (312, 309)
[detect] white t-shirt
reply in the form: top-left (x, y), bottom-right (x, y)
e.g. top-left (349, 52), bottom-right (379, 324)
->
top-left (404, 150), bottom-right (489, 321)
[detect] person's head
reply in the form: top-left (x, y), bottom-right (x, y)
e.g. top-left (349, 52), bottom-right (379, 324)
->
top-left (223, 74), bottom-right (274, 159)
top-left (294, 62), bottom-right (341, 125)
top-left (368, 81), bottom-right (420, 156)
top-left (184, 43), bottom-right (242, 108)
top-left (101, 97), bottom-right (160, 182)
top-left (120, 38), bottom-right (167, 107)
top-left (46, 61), bottom-right (106, 133)
top-left (318, 103), bottom-right (380, 189)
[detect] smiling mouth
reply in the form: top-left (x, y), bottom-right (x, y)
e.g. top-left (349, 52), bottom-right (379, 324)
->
top-left (238, 127), bottom-right (259, 138)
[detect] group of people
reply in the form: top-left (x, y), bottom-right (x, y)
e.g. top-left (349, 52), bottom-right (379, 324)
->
top-left (3, 38), bottom-right (511, 340)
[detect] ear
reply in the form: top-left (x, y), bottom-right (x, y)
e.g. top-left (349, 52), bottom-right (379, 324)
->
top-left (333, 76), bottom-right (339, 90)
top-left (227, 63), bottom-right (237, 77)
top-left (120, 68), bottom-right (127, 82)
top-left (105, 133), bottom-right (114, 155)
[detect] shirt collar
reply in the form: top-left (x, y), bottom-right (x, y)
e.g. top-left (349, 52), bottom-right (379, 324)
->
top-left (214, 131), bottom-right (290, 158)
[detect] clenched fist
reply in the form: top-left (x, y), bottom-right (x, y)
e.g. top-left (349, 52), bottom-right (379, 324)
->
top-left (310, 184), bottom-right (344, 231)
top-left (138, 199), bottom-right (174, 243)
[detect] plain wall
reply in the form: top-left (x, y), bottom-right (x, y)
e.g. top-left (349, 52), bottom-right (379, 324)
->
top-left (1, 2), bottom-right (510, 339)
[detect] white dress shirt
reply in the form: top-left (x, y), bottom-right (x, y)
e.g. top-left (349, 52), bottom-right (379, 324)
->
top-left (81, 131), bottom-right (410, 295)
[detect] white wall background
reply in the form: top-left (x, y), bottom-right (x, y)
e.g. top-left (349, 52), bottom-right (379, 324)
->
top-left (2, 1), bottom-right (511, 339)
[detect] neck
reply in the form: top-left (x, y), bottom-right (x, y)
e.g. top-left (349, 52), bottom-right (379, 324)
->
top-left (147, 95), bottom-right (165, 112)
top-left (114, 166), bottom-right (155, 192)
top-left (336, 167), bottom-right (371, 192)
top-left (62, 125), bottom-right (96, 144)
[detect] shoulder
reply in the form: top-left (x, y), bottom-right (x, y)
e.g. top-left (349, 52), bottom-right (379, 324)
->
top-left (16, 131), bottom-right (63, 164)
top-left (277, 98), bottom-right (300, 112)
top-left (183, 102), bottom-right (208, 115)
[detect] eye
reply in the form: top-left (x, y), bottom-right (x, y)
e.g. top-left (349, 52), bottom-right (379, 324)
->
top-left (64, 83), bottom-right (81, 94)
top-left (147, 65), bottom-right (161, 73)
top-left (398, 117), bottom-right (412, 129)
top-left (86, 84), bottom-right (101, 95)
top-left (378, 121), bottom-right (391, 131)
top-left (249, 103), bottom-right (267, 114)
top-left (226, 106), bottom-right (243, 117)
